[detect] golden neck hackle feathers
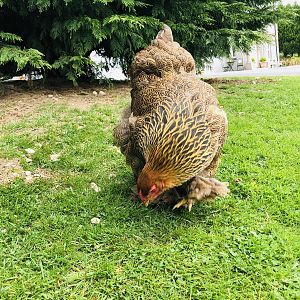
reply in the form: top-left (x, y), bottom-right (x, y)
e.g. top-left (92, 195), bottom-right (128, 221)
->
top-left (136, 99), bottom-right (215, 189)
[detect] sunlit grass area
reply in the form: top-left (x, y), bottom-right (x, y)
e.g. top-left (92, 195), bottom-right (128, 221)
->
top-left (0, 77), bottom-right (299, 299)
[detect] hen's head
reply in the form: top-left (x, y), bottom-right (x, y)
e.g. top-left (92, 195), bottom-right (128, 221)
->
top-left (137, 166), bottom-right (169, 206)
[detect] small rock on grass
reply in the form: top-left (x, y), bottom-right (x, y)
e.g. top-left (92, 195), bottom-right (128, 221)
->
top-left (25, 175), bottom-right (34, 183)
top-left (98, 91), bottom-right (106, 96)
top-left (92, 91), bottom-right (98, 96)
top-left (108, 173), bottom-right (116, 179)
top-left (50, 153), bottom-right (61, 162)
top-left (90, 182), bottom-right (100, 192)
top-left (25, 148), bottom-right (35, 154)
top-left (24, 171), bottom-right (32, 176)
top-left (90, 217), bottom-right (101, 225)
top-left (25, 157), bottom-right (32, 163)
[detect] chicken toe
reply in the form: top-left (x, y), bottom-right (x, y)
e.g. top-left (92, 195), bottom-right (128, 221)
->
top-left (173, 198), bottom-right (195, 211)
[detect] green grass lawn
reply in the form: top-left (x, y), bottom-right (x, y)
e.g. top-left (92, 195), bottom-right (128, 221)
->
top-left (0, 77), bottom-right (299, 299)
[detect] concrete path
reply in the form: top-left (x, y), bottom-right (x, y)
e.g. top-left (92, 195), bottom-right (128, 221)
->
top-left (203, 65), bottom-right (300, 78)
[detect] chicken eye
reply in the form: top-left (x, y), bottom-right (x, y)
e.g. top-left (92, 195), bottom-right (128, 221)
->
top-left (149, 185), bottom-right (158, 195)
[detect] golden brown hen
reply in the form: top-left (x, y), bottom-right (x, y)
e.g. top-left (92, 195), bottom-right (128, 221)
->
top-left (114, 25), bottom-right (229, 210)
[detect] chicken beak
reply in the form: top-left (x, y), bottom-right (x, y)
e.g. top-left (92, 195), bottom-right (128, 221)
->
top-left (139, 190), bottom-right (150, 207)
top-left (142, 199), bottom-right (150, 207)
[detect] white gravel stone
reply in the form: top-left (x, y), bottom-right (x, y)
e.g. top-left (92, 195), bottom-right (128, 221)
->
top-left (90, 217), bottom-right (101, 224)
top-left (90, 182), bottom-right (100, 192)
top-left (25, 148), bottom-right (35, 154)
top-left (50, 153), bottom-right (61, 161)
top-left (25, 175), bottom-right (34, 183)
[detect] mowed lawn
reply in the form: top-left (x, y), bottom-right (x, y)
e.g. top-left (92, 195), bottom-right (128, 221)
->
top-left (0, 77), bottom-right (299, 299)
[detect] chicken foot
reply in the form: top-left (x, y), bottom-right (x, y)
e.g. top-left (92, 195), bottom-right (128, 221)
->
top-left (173, 176), bottom-right (229, 211)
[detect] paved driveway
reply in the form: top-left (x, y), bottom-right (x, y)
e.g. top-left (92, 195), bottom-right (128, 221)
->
top-left (203, 65), bottom-right (300, 78)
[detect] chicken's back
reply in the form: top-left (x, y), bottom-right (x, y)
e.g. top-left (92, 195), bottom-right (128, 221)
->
top-left (129, 24), bottom-right (218, 117)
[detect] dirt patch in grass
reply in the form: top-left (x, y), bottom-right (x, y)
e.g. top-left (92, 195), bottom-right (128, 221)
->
top-left (204, 78), bottom-right (276, 85)
top-left (0, 81), bottom-right (131, 125)
top-left (0, 158), bottom-right (24, 184)
top-left (0, 158), bottom-right (53, 185)
top-left (0, 81), bottom-right (131, 185)
top-left (2, 78), bottom-right (275, 125)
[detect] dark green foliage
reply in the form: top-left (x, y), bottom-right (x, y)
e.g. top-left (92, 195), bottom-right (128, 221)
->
top-left (145, 0), bottom-right (276, 66)
top-left (0, 0), bottom-right (279, 83)
top-left (278, 4), bottom-right (300, 57)
top-left (0, 31), bottom-right (50, 80)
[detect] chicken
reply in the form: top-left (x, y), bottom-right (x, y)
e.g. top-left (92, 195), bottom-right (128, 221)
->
top-left (113, 25), bottom-right (229, 210)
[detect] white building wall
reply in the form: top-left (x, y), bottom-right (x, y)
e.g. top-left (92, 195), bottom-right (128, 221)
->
top-left (204, 58), bottom-right (228, 73)
top-left (90, 51), bottom-right (127, 80)
top-left (204, 24), bottom-right (280, 73)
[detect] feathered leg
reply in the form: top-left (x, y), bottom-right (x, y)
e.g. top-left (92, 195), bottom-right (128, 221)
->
top-left (173, 177), bottom-right (229, 211)
top-left (173, 154), bottom-right (229, 211)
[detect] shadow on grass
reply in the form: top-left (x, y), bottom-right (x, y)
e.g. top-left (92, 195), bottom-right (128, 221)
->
top-left (104, 172), bottom-right (222, 235)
